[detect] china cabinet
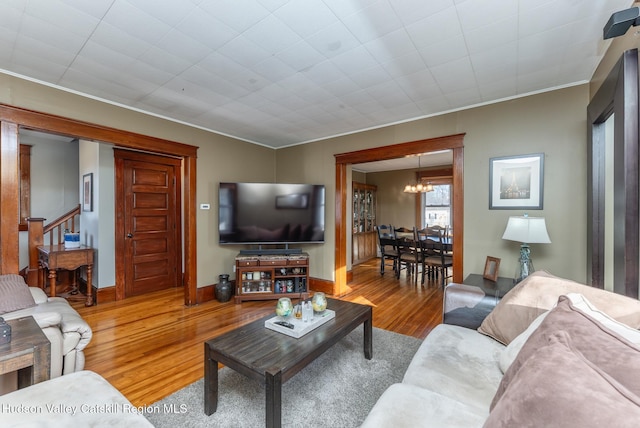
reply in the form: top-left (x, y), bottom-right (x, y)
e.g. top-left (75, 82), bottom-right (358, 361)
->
top-left (352, 182), bottom-right (377, 265)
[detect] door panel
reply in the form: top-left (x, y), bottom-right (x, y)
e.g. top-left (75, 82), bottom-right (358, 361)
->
top-left (115, 149), bottom-right (181, 299)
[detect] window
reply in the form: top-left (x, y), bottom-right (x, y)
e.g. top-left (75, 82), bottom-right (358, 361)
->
top-left (422, 184), bottom-right (451, 228)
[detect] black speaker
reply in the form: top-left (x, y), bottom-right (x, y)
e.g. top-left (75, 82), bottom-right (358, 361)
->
top-left (603, 7), bottom-right (640, 39)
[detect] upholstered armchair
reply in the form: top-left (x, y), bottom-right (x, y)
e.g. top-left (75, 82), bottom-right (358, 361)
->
top-left (0, 274), bottom-right (92, 378)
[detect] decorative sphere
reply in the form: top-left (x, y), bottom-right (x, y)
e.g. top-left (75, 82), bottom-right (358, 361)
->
top-left (275, 297), bottom-right (293, 319)
top-left (311, 292), bottom-right (327, 314)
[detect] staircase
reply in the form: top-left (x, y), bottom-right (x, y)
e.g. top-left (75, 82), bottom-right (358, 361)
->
top-left (24, 204), bottom-right (81, 288)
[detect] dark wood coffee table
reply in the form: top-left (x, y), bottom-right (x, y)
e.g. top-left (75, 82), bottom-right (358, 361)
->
top-left (204, 298), bottom-right (372, 428)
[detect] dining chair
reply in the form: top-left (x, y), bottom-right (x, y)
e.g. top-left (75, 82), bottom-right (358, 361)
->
top-left (394, 226), bottom-right (418, 279)
top-left (416, 226), bottom-right (453, 286)
top-left (414, 226), bottom-right (432, 283)
top-left (376, 224), bottom-right (399, 276)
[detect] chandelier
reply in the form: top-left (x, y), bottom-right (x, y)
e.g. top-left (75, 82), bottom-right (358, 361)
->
top-left (403, 155), bottom-right (434, 193)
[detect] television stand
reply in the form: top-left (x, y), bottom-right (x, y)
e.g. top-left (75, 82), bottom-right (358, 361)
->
top-left (234, 252), bottom-right (309, 303)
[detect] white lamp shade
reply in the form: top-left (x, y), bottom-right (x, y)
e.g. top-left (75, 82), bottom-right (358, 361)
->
top-left (502, 216), bottom-right (551, 244)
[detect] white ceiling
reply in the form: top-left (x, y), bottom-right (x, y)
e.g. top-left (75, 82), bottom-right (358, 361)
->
top-left (0, 0), bottom-right (632, 154)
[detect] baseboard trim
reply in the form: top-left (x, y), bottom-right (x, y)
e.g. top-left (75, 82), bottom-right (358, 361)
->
top-left (87, 276), bottom-right (337, 305)
top-left (196, 283), bottom-right (216, 304)
top-left (310, 276), bottom-right (334, 295)
top-left (95, 285), bottom-right (116, 303)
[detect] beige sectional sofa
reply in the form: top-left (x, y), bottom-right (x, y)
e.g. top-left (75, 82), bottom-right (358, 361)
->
top-left (361, 272), bottom-right (640, 427)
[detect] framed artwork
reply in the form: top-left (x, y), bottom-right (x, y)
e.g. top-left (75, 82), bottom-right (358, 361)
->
top-left (83, 173), bottom-right (93, 212)
top-left (489, 153), bottom-right (544, 210)
top-left (483, 256), bottom-right (501, 282)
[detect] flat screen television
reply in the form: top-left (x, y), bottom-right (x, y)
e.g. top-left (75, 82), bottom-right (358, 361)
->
top-left (218, 182), bottom-right (325, 245)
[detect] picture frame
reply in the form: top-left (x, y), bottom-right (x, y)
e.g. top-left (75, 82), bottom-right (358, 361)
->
top-left (483, 256), bottom-right (501, 282)
top-left (489, 153), bottom-right (544, 210)
top-left (83, 173), bottom-right (93, 212)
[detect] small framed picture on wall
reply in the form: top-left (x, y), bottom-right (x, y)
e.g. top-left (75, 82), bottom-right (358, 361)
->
top-left (83, 173), bottom-right (93, 212)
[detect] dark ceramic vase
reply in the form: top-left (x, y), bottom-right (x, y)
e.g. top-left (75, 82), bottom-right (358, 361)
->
top-left (215, 274), bottom-right (232, 303)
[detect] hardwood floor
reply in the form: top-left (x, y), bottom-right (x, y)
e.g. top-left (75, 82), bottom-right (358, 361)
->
top-left (72, 258), bottom-right (446, 406)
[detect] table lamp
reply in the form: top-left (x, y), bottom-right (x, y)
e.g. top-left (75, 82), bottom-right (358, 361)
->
top-left (501, 214), bottom-right (551, 283)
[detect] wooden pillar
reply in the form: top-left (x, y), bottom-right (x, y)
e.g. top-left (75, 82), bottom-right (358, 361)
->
top-left (183, 155), bottom-right (197, 306)
top-left (26, 217), bottom-right (45, 286)
top-left (0, 121), bottom-right (19, 274)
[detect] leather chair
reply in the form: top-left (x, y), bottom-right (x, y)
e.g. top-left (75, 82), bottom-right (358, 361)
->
top-left (0, 275), bottom-right (92, 382)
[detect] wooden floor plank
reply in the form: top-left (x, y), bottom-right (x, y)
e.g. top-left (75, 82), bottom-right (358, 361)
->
top-left (73, 258), bottom-right (446, 406)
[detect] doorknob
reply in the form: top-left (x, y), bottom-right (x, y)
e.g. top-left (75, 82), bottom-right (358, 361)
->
top-left (127, 233), bottom-right (133, 238)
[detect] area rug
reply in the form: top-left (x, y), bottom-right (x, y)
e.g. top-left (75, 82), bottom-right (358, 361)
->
top-left (145, 327), bottom-right (422, 428)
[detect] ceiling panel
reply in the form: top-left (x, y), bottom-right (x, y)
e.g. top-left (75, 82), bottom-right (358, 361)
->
top-left (0, 0), bottom-right (632, 148)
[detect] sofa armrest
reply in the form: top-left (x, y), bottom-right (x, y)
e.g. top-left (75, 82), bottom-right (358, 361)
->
top-left (59, 312), bottom-right (92, 351)
top-left (30, 311), bottom-right (62, 329)
top-left (443, 283), bottom-right (500, 329)
top-left (29, 287), bottom-right (49, 304)
top-left (1, 309), bottom-right (61, 329)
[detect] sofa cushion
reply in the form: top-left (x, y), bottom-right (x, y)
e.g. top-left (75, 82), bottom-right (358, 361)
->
top-left (499, 292), bottom-right (640, 374)
top-left (486, 335), bottom-right (640, 428)
top-left (498, 310), bottom-right (548, 374)
top-left (491, 295), bottom-right (640, 409)
top-left (564, 293), bottom-right (640, 344)
top-left (0, 274), bottom-right (36, 315)
top-left (360, 383), bottom-right (486, 428)
top-left (477, 270), bottom-right (640, 345)
top-left (402, 324), bottom-right (504, 412)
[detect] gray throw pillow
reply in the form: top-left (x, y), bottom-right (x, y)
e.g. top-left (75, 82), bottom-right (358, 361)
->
top-left (0, 274), bottom-right (36, 314)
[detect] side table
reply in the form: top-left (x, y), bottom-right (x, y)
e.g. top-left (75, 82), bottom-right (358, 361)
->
top-left (0, 316), bottom-right (51, 389)
top-left (37, 244), bottom-right (95, 306)
top-left (442, 274), bottom-right (516, 329)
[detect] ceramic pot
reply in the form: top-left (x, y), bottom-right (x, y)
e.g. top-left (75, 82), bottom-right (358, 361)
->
top-left (215, 274), bottom-right (232, 303)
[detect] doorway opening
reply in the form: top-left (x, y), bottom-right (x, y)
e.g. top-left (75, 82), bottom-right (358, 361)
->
top-left (0, 104), bottom-right (199, 305)
top-left (333, 133), bottom-right (465, 297)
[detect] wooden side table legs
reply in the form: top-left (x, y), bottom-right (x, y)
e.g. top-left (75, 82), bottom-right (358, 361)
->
top-left (85, 264), bottom-right (94, 306)
top-left (47, 268), bottom-right (57, 298)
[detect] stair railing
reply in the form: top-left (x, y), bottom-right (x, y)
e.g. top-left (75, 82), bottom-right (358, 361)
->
top-left (25, 204), bottom-right (81, 287)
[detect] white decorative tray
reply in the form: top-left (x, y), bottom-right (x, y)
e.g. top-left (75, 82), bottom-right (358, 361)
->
top-left (264, 309), bottom-right (335, 338)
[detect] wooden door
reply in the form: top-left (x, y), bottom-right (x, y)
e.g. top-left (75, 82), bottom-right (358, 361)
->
top-left (115, 150), bottom-right (181, 298)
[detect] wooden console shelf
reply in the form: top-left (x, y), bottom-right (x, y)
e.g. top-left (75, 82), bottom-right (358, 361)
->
top-left (234, 253), bottom-right (309, 303)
